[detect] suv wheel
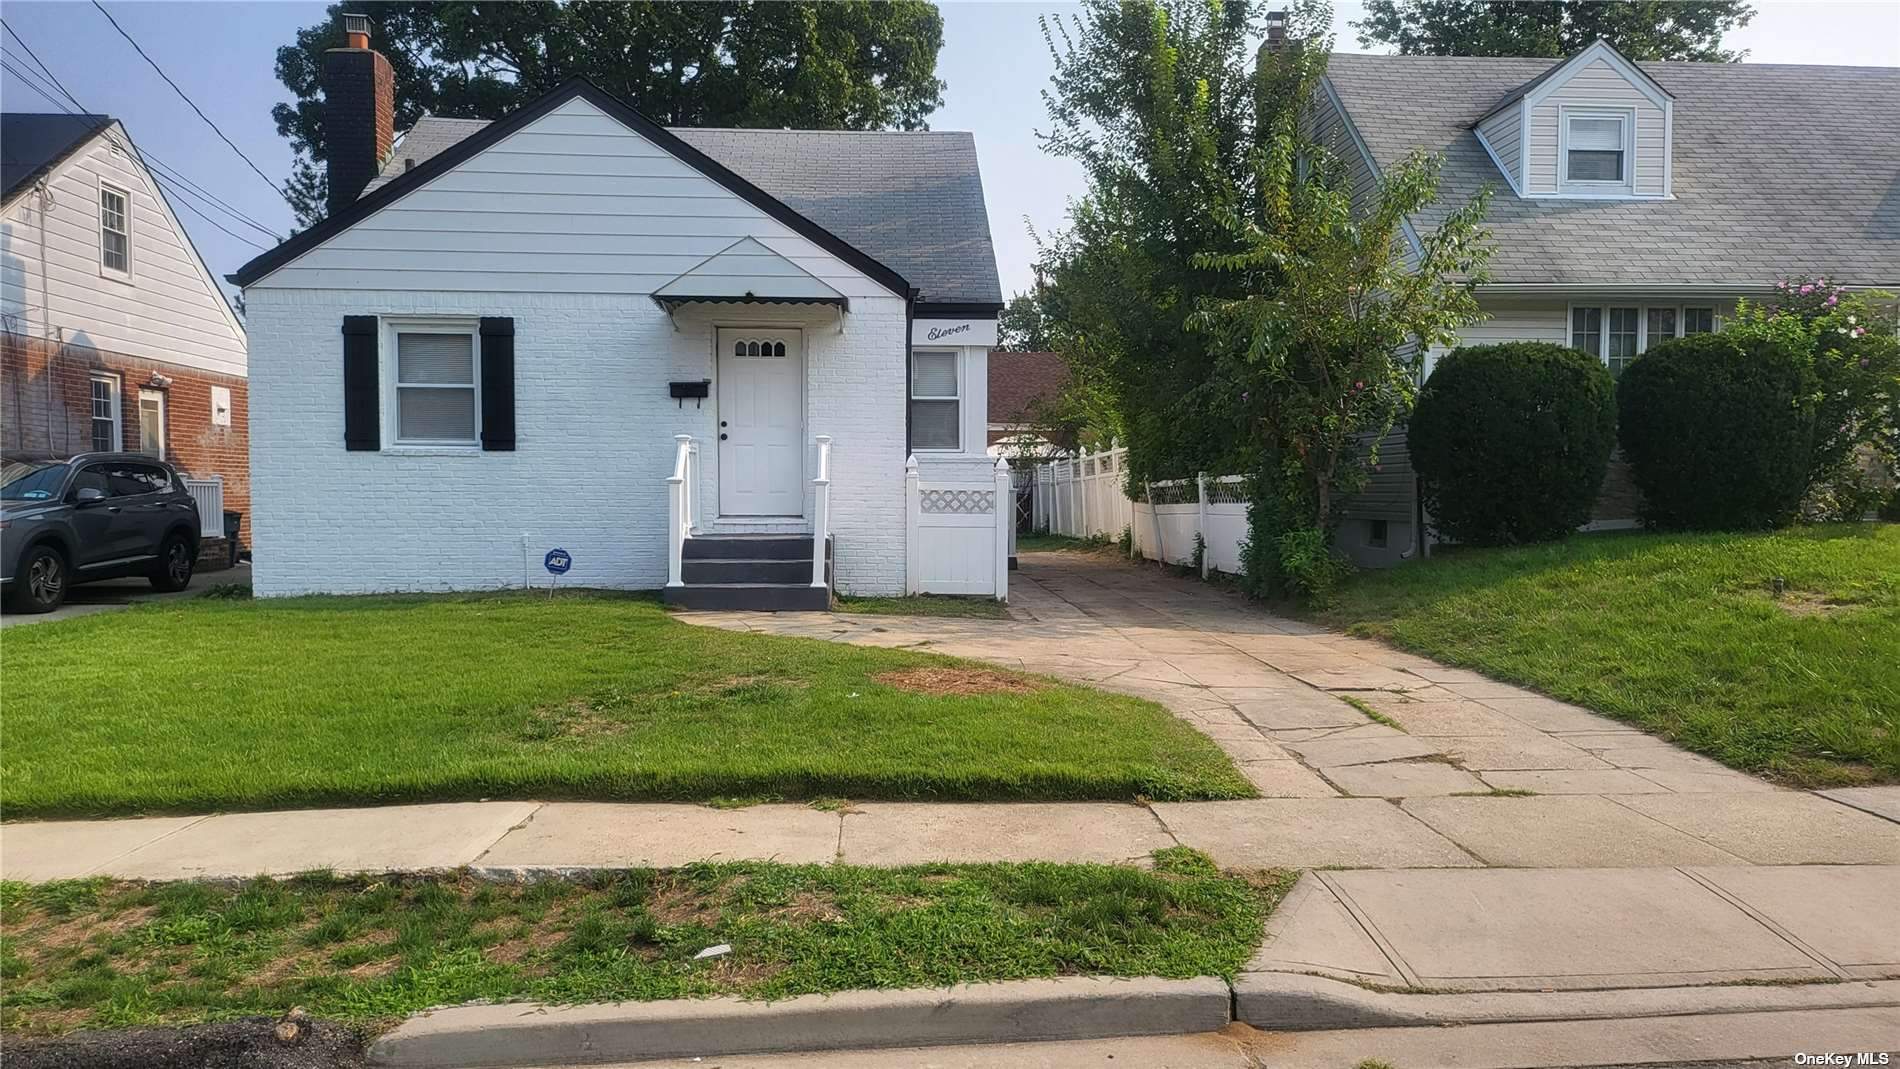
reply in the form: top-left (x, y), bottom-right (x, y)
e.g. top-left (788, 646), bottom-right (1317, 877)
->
top-left (8, 544), bottom-right (67, 614)
top-left (150, 534), bottom-right (195, 593)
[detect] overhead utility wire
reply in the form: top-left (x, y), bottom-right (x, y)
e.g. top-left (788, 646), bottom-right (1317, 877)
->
top-left (89, 0), bottom-right (299, 213)
top-left (0, 37), bottom-right (284, 242)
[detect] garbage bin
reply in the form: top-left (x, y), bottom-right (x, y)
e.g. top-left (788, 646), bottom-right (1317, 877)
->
top-left (223, 510), bottom-right (242, 568)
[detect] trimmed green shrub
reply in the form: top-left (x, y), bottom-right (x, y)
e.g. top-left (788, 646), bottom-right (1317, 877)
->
top-left (1410, 342), bottom-right (1617, 545)
top-left (1616, 332), bottom-right (1818, 530)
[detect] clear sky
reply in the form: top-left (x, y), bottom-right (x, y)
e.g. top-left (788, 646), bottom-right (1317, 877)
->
top-left (3, 0), bottom-right (1896, 306)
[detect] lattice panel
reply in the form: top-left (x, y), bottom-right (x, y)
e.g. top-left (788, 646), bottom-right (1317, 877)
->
top-left (920, 488), bottom-right (996, 514)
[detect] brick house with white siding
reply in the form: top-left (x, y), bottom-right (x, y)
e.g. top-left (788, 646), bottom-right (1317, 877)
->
top-left (232, 20), bottom-right (1002, 606)
top-left (2, 112), bottom-right (250, 557)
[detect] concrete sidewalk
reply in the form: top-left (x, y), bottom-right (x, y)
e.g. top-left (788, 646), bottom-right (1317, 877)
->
top-left (6, 791), bottom-right (1900, 882)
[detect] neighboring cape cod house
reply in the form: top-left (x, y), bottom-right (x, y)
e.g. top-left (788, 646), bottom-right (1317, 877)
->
top-left (1312, 41), bottom-right (1900, 565)
top-left (231, 20), bottom-right (1004, 605)
top-left (2, 113), bottom-right (250, 557)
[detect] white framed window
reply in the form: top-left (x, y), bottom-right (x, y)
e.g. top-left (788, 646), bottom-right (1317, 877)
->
top-left (1560, 108), bottom-right (1633, 194)
top-left (909, 349), bottom-right (960, 452)
top-left (137, 388), bottom-right (166, 458)
top-left (89, 373), bottom-right (120, 452)
top-left (1571, 303), bottom-right (1722, 377)
top-left (385, 320), bottom-right (480, 447)
top-left (99, 182), bottom-right (131, 277)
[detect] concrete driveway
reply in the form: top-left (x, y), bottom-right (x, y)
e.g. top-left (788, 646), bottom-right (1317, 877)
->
top-left (0, 562), bottom-right (249, 629)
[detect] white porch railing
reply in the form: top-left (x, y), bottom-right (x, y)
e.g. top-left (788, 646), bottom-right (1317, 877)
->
top-left (664, 434), bottom-right (700, 587)
top-left (182, 476), bottom-right (224, 538)
top-left (810, 434), bottom-right (832, 588)
top-left (905, 454), bottom-right (1012, 600)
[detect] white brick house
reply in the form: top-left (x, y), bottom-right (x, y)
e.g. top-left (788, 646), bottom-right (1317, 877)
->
top-left (233, 29), bottom-right (1003, 606)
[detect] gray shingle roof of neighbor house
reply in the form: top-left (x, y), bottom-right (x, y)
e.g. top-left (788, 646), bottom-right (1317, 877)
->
top-left (365, 115), bottom-right (1005, 309)
top-left (1, 113), bottom-right (111, 204)
top-left (1324, 54), bottom-right (1900, 287)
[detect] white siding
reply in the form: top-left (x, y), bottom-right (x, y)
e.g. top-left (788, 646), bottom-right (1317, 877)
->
top-left (1476, 105), bottom-right (1524, 192)
top-left (246, 289), bottom-right (909, 597)
top-left (1526, 58), bottom-right (1668, 196)
top-left (0, 125), bottom-right (246, 374)
top-left (253, 97), bottom-right (899, 301)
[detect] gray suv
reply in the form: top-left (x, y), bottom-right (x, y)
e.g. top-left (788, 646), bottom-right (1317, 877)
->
top-left (2, 452), bottom-right (200, 614)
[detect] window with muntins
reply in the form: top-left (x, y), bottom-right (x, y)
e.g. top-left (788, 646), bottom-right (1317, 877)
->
top-left (1573, 304), bottom-right (1716, 377)
top-left (910, 350), bottom-right (960, 451)
top-left (89, 375), bottom-right (119, 452)
top-left (99, 185), bottom-right (130, 275)
top-left (394, 329), bottom-right (479, 445)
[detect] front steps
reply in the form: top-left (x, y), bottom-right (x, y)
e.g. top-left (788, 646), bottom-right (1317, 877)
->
top-left (662, 534), bottom-right (832, 611)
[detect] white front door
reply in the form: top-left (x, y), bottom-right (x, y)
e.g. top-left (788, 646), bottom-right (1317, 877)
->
top-left (717, 328), bottom-right (805, 516)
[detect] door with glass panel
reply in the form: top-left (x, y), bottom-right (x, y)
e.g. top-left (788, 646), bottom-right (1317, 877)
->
top-left (717, 328), bottom-right (805, 516)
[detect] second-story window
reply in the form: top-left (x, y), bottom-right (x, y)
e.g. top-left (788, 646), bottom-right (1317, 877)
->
top-left (1561, 110), bottom-right (1631, 194)
top-left (100, 184), bottom-right (130, 277)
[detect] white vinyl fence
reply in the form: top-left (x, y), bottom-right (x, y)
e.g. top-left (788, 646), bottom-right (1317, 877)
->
top-left (1032, 445), bottom-right (1251, 580)
top-left (906, 454), bottom-right (1013, 599)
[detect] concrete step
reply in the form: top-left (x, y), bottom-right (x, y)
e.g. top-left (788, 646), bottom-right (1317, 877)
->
top-left (661, 583), bottom-right (831, 612)
top-left (681, 558), bottom-right (822, 585)
top-left (683, 535), bottom-right (829, 562)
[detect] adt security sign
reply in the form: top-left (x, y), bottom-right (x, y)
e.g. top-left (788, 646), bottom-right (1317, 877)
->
top-left (544, 548), bottom-right (572, 575)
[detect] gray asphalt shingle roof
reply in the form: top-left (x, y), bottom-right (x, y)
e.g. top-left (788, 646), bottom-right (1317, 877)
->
top-left (1324, 54), bottom-right (1900, 287)
top-left (366, 116), bottom-right (1003, 306)
top-left (2, 113), bottom-right (110, 204)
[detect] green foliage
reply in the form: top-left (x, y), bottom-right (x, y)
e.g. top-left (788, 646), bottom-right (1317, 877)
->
top-left (1411, 342), bottom-right (1616, 545)
top-left (1353, 0), bottom-right (1755, 61)
top-left (1617, 332), bottom-right (1817, 531)
top-left (1741, 281), bottom-right (1900, 522)
top-left (997, 292), bottom-right (1056, 352)
top-left (273, 1), bottom-right (947, 226)
top-left (1271, 526), bottom-right (1350, 605)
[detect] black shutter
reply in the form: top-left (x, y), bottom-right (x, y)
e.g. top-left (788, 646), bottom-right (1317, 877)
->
top-left (479, 317), bottom-right (516, 451)
top-left (342, 316), bottom-right (379, 451)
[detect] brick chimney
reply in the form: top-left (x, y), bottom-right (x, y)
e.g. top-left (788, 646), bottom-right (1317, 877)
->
top-left (321, 12), bottom-right (393, 216)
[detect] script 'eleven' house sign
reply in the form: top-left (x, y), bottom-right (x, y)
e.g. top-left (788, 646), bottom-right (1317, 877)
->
top-left (232, 16), bottom-right (1010, 607)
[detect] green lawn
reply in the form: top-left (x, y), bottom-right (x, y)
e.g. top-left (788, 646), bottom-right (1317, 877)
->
top-left (1313, 525), bottom-right (1900, 786)
top-left (0, 592), bottom-right (1249, 818)
top-left (0, 851), bottom-right (1291, 1035)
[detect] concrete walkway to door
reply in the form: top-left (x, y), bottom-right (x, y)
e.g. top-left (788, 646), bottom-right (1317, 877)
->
top-left (686, 550), bottom-right (1900, 870)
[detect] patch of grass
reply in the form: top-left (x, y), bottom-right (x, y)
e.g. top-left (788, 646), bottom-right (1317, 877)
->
top-left (1, 591), bottom-right (1251, 818)
top-left (832, 594), bottom-right (1009, 619)
top-left (1312, 526), bottom-right (1900, 786)
top-left (1340, 695), bottom-right (1405, 731)
top-left (1015, 532), bottom-right (1114, 553)
top-left (0, 855), bottom-right (1295, 1036)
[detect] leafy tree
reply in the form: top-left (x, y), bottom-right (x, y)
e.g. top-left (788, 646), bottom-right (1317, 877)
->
top-left (1354, 1), bottom-right (1754, 62)
top-left (273, 1), bottom-right (946, 227)
top-left (997, 291), bottom-right (1056, 352)
top-left (1033, 0), bottom-right (1276, 486)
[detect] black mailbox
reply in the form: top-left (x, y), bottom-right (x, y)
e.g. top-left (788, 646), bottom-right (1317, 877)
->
top-left (670, 379), bottom-right (711, 407)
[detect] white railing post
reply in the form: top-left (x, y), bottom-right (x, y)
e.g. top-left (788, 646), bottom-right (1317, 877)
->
top-left (666, 434), bottom-right (692, 588)
top-left (687, 438), bottom-right (702, 534)
top-left (1196, 471), bottom-right (1209, 579)
top-left (811, 435), bottom-right (832, 588)
top-left (904, 454), bottom-right (922, 595)
top-left (993, 455), bottom-right (1012, 600)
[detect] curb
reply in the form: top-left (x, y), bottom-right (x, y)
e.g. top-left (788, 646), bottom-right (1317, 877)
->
top-left (1235, 972), bottom-right (1900, 1031)
top-left (367, 976), bottom-right (1232, 1068)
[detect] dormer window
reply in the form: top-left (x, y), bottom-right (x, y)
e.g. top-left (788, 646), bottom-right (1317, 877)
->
top-left (1561, 109), bottom-right (1633, 194)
